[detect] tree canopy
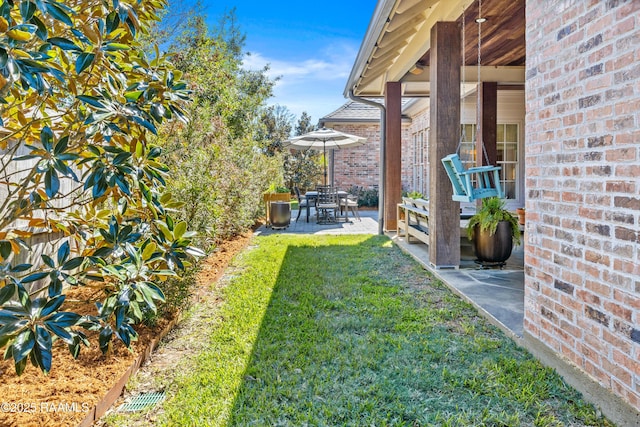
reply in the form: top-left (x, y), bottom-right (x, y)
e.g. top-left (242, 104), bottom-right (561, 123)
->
top-left (150, 8), bottom-right (282, 245)
top-left (283, 111), bottom-right (322, 190)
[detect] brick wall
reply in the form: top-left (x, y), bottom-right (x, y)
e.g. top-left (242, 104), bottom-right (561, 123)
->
top-left (400, 122), bottom-right (414, 192)
top-left (331, 123), bottom-right (380, 189)
top-left (331, 122), bottom-right (413, 191)
top-left (401, 121), bottom-right (419, 191)
top-left (407, 105), bottom-right (430, 195)
top-left (525, 0), bottom-right (640, 410)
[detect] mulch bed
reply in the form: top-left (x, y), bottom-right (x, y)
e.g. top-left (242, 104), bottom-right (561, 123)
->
top-left (0, 228), bottom-right (256, 427)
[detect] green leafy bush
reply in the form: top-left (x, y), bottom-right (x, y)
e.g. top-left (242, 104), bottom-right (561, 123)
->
top-left (0, 0), bottom-right (202, 374)
top-left (359, 187), bottom-right (379, 207)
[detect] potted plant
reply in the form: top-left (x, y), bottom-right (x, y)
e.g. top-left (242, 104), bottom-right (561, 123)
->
top-left (402, 191), bottom-right (425, 205)
top-left (263, 185), bottom-right (291, 203)
top-left (467, 197), bottom-right (521, 265)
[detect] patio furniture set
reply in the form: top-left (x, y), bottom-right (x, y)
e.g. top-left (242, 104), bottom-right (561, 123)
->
top-left (295, 186), bottom-right (361, 224)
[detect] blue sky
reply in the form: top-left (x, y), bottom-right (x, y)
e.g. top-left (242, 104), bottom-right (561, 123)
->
top-left (197, 1), bottom-right (377, 125)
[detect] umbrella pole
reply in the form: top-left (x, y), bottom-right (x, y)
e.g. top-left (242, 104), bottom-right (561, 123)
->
top-left (323, 141), bottom-right (327, 185)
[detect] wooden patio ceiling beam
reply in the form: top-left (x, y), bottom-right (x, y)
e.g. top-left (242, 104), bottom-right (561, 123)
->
top-left (358, 0), bottom-right (464, 95)
top-left (395, 0), bottom-right (429, 14)
top-left (386, 8), bottom-right (425, 33)
top-left (383, 0), bottom-right (469, 83)
top-left (362, 52), bottom-right (403, 79)
top-left (377, 24), bottom-right (419, 50)
top-left (372, 44), bottom-right (404, 60)
top-left (400, 82), bottom-right (524, 98)
top-left (401, 65), bottom-right (525, 83)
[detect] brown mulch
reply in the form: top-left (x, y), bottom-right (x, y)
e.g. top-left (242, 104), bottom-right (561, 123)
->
top-left (0, 229), bottom-right (255, 427)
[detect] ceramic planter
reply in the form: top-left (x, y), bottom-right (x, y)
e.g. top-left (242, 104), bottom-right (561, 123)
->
top-left (472, 220), bottom-right (514, 264)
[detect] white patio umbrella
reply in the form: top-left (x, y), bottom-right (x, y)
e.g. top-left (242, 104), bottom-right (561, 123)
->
top-left (284, 127), bottom-right (367, 185)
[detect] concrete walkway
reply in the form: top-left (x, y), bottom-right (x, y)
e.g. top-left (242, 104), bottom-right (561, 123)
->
top-left (259, 208), bottom-right (381, 235)
top-left (256, 208), bottom-right (525, 339)
top-left (393, 236), bottom-right (524, 338)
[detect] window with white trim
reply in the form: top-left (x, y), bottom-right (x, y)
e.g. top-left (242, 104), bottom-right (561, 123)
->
top-left (412, 131), bottom-right (427, 195)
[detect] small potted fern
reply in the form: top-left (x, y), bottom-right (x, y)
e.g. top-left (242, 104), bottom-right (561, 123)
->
top-left (467, 197), bottom-right (521, 265)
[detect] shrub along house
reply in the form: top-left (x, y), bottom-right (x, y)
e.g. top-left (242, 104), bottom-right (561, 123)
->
top-left (339, 0), bottom-right (639, 424)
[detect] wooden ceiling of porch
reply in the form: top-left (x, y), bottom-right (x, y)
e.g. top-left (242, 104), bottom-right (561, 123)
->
top-left (349, 0), bottom-right (526, 97)
top-left (420, 0), bottom-right (525, 67)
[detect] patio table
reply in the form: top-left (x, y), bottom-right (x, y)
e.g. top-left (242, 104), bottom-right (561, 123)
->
top-left (303, 190), bottom-right (348, 223)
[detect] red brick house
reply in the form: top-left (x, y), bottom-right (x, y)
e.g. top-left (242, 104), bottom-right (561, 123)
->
top-left (319, 99), bottom-right (412, 191)
top-left (339, 0), bottom-right (639, 424)
top-left (321, 94), bottom-right (526, 213)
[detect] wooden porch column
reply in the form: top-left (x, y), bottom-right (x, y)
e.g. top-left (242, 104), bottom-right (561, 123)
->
top-left (384, 81), bottom-right (402, 232)
top-left (429, 21), bottom-right (461, 268)
top-left (477, 82), bottom-right (497, 167)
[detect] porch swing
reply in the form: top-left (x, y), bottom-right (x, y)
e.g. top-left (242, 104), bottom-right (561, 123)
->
top-left (441, 0), bottom-right (503, 203)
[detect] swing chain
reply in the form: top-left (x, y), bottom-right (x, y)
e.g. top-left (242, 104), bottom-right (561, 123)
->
top-left (441, 0), bottom-right (503, 203)
top-left (477, 0), bottom-right (482, 92)
top-left (457, 5), bottom-right (466, 155)
top-left (476, 0), bottom-right (491, 166)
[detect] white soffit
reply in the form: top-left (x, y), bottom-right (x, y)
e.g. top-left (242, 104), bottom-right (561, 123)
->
top-left (352, 0), bottom-right (473, 96)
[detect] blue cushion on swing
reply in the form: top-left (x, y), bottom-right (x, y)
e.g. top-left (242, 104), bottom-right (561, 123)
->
top-left (441, 153), bottom-right (503, 203)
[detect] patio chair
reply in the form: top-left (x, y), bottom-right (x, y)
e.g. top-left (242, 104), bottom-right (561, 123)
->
top-left (294, 186), bottom-right (311, 222)
top-left (339, 192), bottom-right (361, 221)
top-left (316, 185), bottom-right (339, 224)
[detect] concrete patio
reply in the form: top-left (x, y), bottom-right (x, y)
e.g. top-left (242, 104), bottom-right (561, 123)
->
top-left (256, 207), bottom-right (525, 339)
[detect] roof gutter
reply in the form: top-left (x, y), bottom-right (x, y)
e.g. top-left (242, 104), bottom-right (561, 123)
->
top-left (343, 0), bottom-right (397, 98)
top-left (348, 89), bottom-right (386, 235)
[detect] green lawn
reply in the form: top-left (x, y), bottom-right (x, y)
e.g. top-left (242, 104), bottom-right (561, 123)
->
top-left (146, 235), bottom-right (611, 426)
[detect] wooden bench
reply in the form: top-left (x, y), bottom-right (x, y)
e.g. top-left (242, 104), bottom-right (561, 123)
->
top-left (397, 198), bottom-right (431, 244)
top-left (397, 198), bottom-right (476, 246)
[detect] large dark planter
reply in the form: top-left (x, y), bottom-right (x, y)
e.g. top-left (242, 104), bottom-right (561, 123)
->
top-left (263, 192), bottom-right (291, 225)
top-left (472, 220), bottom-right (513, 264)
top-left (270, 202), bottom-right (291, 229)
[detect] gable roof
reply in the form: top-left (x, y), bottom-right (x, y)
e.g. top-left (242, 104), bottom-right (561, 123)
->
top-left (319, 98), bottom-right (415, 126)
top-left (320, 99), bottom-right (383, 123)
